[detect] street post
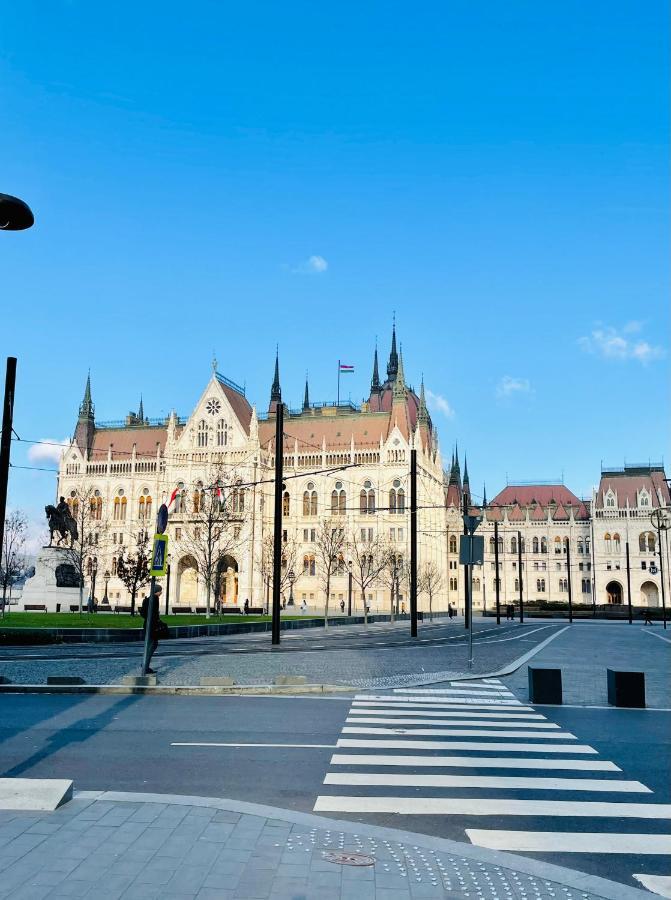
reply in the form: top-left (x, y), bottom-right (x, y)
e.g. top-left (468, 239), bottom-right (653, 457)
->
top-left (517, 530), bottom-right (524, 623)
top-left (565, 537), bottom-right (573, 624)
top-left (410, 447), bottom-right (418, 637)
top-left (494, 519), bottom-right (501, 624)
top-left (271, 403), bottom-right (284, 645)
top-left (142, 504), bottom-right (169, 675)
top-left (460, 514), bottom-right (483, 669)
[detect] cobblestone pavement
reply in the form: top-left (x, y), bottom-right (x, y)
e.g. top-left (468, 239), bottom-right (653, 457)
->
top-left (0, 792), bottom-right (651, 900)
top-left (500, 623), bottom-right (671, 708)
top-left (0, 623), bottom-right (564, 689)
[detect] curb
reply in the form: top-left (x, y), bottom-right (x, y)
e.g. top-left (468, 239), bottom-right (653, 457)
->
top-left (71, 789), bottom-right (652, 900)
top-left (0, 682), bottom-right (355, 696)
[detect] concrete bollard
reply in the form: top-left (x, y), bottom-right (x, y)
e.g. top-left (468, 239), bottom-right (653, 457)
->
top-left (528, 667), bottom-right (562, 704)
top-left (46, 676), bottom-right (86, 685)
top-left (274, 675), bottom-right (307, 686)
top-left (607, 669), bottom-right (645, 708)
top-left (199, 677), bottom-right (236, 686)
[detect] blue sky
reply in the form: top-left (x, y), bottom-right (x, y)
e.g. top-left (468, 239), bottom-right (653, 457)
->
top-left (1, 0), bottom-right (668, 542)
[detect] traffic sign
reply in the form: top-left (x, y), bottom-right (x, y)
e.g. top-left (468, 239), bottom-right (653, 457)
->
top-left (150, 533), bottom-right (169, 576)
top-left (460, 534), bottom-right (484, 566)
top-left (156, 503), bottom-right (169, 535)
top-left (463, 514), bottom-right (482, 535)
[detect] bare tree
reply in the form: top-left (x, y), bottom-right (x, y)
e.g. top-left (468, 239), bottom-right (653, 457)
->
top-left (178, 471), bottom-right (247, 617)
top-left (1, 511), bottom-right (27, 614)
top-left (257, 534), bottom-right (299, 612)
top-left (116, 533), bottom-right (151, 615)
top-left (349, 530), bottom-right (389, 625)
top-left (314, 518), bottom-right (346, 628)
top-left (418, 559), bottom-right (443, 621)
top-left (62, 484), bottom-right (107, 613)
top-left (380, 550), bottom-right (406, 622)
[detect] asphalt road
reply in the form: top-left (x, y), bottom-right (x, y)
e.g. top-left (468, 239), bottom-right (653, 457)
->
top-left (0, 691), bottom-right (668, 890)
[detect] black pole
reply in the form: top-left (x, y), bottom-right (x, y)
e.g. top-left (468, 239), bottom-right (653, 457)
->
top-left (657, 523), bottom-right (667, 630)
top-left (625, 541), bottom-right (632, 624)
top-left (517, 529), bottom-right (524, 623)
top-left (463, 495), bottom-right (470, 628)
top-left (410, 448), bottom-right (418, 637)
top-left (347, 567), bottom-right (352, 617)
top-left (271, 403), bottom-right (284, 645)
top-left (141, 575), bottom-right (157, 675)
top-left (494, 519), bottom-right (501, 625)
top-left (565, 537), bottom-right (573, 624)
top-left (165, 563), bottom-right (171, 618)
top-left (0, 358), bottom-right (17, 578)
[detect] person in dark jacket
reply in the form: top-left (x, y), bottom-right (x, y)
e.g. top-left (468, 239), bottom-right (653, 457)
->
top-left (140, 585), bottom-right (162, 673)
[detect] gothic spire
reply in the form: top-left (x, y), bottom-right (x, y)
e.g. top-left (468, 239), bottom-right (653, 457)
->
top-left (270, 349), bottom-right (281, 403)
top-left (138, 395), bottom-right (144, 422)
top-left (303, 373), bottom-right (310, 411)
top-left (454, 442), bottom-right (461, 486)
top-left (463, 454), bottom-right (469, 485)
top-left (418, 375), bottom-right (428, 424)
top-left (78, 371), bottom-right (94, 421)
top-left (483, 482), bottom-right (487, 508)
top-left (392, 346), bottom-right (406, 399)
top-left (371, 344), bottom-right (381, 393)
top-left (386, 320), bottom-right (398, 382)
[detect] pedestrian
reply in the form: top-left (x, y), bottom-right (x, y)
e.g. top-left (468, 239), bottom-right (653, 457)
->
top-left (340, 598), bottom-right (345, 614)
top-left (401, 601), bottom-right (406, 615)
top-left (643, 608), bottom-right (653, 626)
top-left (300, 599), bottom-right (307, 613)
top-left (140, 585), bottom-right (163, 674)
top-left (448, 602), bottom-right (454, 620)
top-left (243, 598), bottom-right (249, 616)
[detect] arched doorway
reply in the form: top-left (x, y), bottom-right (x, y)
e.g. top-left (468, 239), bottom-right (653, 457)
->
top-left (177, 555), bottom-right (199, 605)
top-left (640, 581), bottom-right (659, 607)
top-left (216, 555), bottom-right (239, 605)
top-left (605, 581), bottom-right (622, 605)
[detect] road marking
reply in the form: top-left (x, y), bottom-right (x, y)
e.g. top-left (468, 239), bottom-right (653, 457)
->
top-left (447, 683), bottom-right (511, 691)
top-left (352, 701), bottom-right (535, 712)
top-left (390, 689), bottom-right (514, 698)
top-left (171, 742), bottom-right (337, 749)
top-left (329, 754), bottom-right (620, 771)
top-left (644, 630), bottom-right (671, 644)
top-left (356, 696), bottom-right (525, 708)
top-left (467, 831), bottom-right (671, 855)
top-left (341, 726), bottom-right (577, 739)
top-left (313, 797), bottom-right (671, 817)
top-left (323, 773), bottom-right (650, 792)
top-left (633, 874), bottom-right (671, 896)
top-left (337, 739), bottom-right (597, 753)
top-left (349, 708), bottom-right (544, 719)
top-left (345, 717), bottom-right (559, 728)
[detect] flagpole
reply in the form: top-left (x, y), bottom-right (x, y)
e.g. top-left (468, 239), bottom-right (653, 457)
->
top-left (337, 359), bottom-right (340, 407)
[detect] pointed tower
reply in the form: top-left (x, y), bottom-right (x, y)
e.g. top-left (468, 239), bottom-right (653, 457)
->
top-left (417, 376), bottom-right (428, 424)
top-left (269, 350), bottom-right (281, 413)
top-left (463, 454), bottom-right (471, 506)
top-left (74, 372), bottom-right (95, 458)
top-left (392, 347), bottom-right (406, 399)
top-left (371, 345), bottom-right (381, 394)
top-left (483, 483), bottom-right (488, 509)
top-left (303, 374), bottom-right (310, 412)
top-left (454, 443), bottom-right (461, 486)
top-left (386, 321), bottom-right (399, 383)
top-left (138, 395), bottom-right (145, 423)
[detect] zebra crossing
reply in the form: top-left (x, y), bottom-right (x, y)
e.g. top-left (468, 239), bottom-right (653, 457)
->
top-left (314, 678), bottom-right (671, 884)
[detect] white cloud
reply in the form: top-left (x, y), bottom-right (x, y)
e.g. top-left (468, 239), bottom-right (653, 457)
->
top-left (496, 376), bottom-right (532, 398)
top-left (285, 254), bottom-right (329, 274)
top-left (27, 438), bottom-right (69, 464)
top-left (425, 388), bottom-right (454, 418)
top-left (578, 324), bottom-right (664, 364)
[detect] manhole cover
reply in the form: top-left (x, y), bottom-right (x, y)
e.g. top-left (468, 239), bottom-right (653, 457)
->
top-left (323, 850), bottom-right (376, 867)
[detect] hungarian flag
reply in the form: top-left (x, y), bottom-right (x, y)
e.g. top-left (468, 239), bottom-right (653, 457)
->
top-left (339, 364), bottom-right (354, 373)
top-left (215, 484), bottom-right (225, 502)
top-left (167, 487), bottom-right (180, 509)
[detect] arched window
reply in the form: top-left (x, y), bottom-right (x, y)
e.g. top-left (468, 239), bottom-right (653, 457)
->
top-left (87, 558), bottom-right (93, 576)
top-left (606, 492), bottom-right (615, 508)
top-left (197, 420), bottom-right (208, 447)
top-left (613, 533), bottom-right (621, 553)
top-left (145, 496), bottom-right (152, 521)
top-left (639, 531), bottom-right (656, 552)
top-left (70, 494), bottom-right (79, 520)
top-left (532, 537), bottom-right (539, 554)
top-left (520, 536), bottom-right (525, 553)
top-left (473, 578), bottom-right (480, 591)
top-left (216, 419), bottom-right (227, 447)
top-left (554, 536), bottom-right (562, 554)
top-left (639, 491), bottom-right (650, 507)
top-left (536, 579), bottom-right (542, 591)
top-left (303, 483), bottom-right (318, 516)
top-left (577, 538), bottom-right (583, 555)
top-left (90, 492), bottom-right (103, 521)
top-left (331, 482), bottom-right (346, 515)
top-left (113, 497), bottom-right (120, 520)
top-left (120, 497), bottom-right (127, 520)
top-left (359, 481), bottom-right (375, 514)
top-left (511, 537), bottom-right (517, 554)
top-left (336, 554), bottom-right (346, 576)
top-left (282, 491), bottom-right (290, 516)
top-left (174, 484), bottom-right (186, 514)
top-left (111, 556), bottom-right (117, 576)
top-left (397, 488), bottom-right (406, 513)
top-left (604, 532), bottom-right (612, 553)
top-left (541, 537), bottom-right (548, 554)
top-left (389, 488), bottom-right (397, 514)
top-left (138, 496), bottom-right (145, 519)
top-left (231, 487), bottom-right (245, 515)
top-left (514, 578), bottom-right (519, 592)
top-left (562, 537), bottom-right (568, 554)
top-left (193, 483), bottom-right (205, 513)
top-left (303, 554), bottom-right (316, 576)
top-left (489, 536), bottom-right (496, 552)
top-left (449, 534), bottom-right (457, 554)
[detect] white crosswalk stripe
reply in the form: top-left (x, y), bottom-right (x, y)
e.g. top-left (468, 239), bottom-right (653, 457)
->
top-left (314, 681), bottom-right (668, 880)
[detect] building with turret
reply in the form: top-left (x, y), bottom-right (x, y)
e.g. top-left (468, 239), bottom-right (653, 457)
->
top-left (53, 327), bottom-right (448, 613)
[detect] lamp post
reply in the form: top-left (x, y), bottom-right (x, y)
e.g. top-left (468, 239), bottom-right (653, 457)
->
top-left (650, 509), bottom-right (670, 630)
top-left (90, 561), bottom-right (98, 613)
top-left (103, 570), bottom-right (110, 604)
top-left (288, 568), bottom-right (295, 607)
top-left (347, 560), bottom-right (353, 616)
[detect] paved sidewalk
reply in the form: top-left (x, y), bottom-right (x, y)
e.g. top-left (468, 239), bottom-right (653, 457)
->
top-left (0, 790), bottom-right (653, 900)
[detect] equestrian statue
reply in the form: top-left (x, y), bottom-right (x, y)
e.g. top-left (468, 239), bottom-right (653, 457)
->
top-left (45, 497), bottom-right (79, 547)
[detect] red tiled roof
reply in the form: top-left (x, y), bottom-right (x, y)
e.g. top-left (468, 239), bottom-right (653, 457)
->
top-left (221, 384), bottom-right (253, 434)
top-left (90, 427), bottom-right (167, 457)
top-left (595, 470), bottom-right (670, 509)
top-left (491, 485), bottom-right (583, 507)
top-left (552, 503), bottom-right (569, 521)
top-left (508, 504), bottom-right (524, 522)
top-left (259, 413), bottom-right (389, 452)
top-left (445, 484), bottom-right (461, 507)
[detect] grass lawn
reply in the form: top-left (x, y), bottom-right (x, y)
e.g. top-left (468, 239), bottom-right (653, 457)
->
top-left (0, 612), bottom-right (308, 629)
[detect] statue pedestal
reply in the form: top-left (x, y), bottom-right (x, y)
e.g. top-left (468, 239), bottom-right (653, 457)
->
top-left (20, 547), bottom-right (82, 612)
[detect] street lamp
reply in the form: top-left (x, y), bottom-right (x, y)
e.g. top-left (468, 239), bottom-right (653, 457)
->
top-left (287, 568), bottom-right (295, 606)
top-left (347, 560), bottom-right (353, 617)
top-left (650, 509), bottom-right (670, 630)
top-left (103, 570), bottom-right (110, 604)
top-left (0, 193), bottom-right (34, 231)
top-left (90, 560), bottom-right (98, 613)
